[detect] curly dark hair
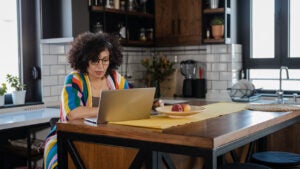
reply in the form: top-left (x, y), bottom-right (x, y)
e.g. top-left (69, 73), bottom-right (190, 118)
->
top-left (68, 32), bottom-right (123, 75)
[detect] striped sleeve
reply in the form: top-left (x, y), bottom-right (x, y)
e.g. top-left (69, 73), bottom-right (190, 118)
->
top-left (107, 70), bottom-right (130, 89)
top-left (60, 72), bottom-right (92, 121)
top-left (44, 126), bottom-right (58, 169)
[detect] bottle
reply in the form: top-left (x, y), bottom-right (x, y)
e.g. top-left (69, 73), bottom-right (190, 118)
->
top-left (119, 24), bottom-right (127, 39)
top-left (93, 22), bottom-right (103, 33)
top-left (114, 0), bottom-right (120, 9)
top-left (206, 28), bottom-right (210, 39)
top-left (139, 28), bottom-right (146, 41)
top-left (146, 28), bottom-right (153, 41)
top-left (128, 0), bottom-right (134, 11)
top-left (105, 0), bottom-right (112, 8)
top-left (120, 0), bottom-right (126, 10)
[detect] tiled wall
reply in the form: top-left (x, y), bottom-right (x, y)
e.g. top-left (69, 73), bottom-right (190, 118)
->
top-left (41, 42), bottom-right (242, 106)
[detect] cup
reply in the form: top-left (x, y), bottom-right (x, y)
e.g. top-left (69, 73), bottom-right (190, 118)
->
top-left (209, 0), bottom-right (219, 9)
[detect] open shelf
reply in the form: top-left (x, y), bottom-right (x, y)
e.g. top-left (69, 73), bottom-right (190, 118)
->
top-left (203, 8), bottom-right (225, 14)
top-left (203, 38), bottom-right (225, 44)
top-left (91, 6), bottom-right (154, 18)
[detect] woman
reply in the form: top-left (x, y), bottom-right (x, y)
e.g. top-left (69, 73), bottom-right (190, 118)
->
top-left (44, 32), bottom-right (129, 169)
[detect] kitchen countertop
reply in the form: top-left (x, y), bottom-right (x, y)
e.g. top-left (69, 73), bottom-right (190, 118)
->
top-left (0, 107), bottom-right (60, 131)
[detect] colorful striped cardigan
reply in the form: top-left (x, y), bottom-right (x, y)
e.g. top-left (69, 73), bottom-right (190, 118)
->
top-left (44, 70), bottom-right (129, 169)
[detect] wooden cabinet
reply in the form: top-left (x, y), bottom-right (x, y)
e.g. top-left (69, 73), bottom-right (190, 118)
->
top-left (89, 1), bottom-right (155, 47)
top-left (202, 0), bottom-right (237, 44)
top-left (155, 0), bottom-right (202, 46)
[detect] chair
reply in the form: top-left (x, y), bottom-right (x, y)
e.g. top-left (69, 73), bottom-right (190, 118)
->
top-left (49, 117), bottom-right (59, 129)
top-left (252, 151), bottom-right (300, 168)
top-left (219, 162), bottom-right (272, 169)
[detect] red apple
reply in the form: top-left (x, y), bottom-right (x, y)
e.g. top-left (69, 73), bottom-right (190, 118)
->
top-left (171, 104), bottom-right (184, 112)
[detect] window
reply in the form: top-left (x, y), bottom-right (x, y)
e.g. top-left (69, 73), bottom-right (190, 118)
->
top-left (290, 0), bottom-right (300, 58)
top-left (0, 1), bottom-right (19, 92)
top-left (0, 0), bottom-right (42, 106)
top-left (240, 0), bottom-right (300, 93)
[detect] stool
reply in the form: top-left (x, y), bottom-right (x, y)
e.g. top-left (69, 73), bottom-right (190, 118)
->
top-left (219, 162), bottom-right (272, 169)
top-left (252, 151), bottom-right (300, 168)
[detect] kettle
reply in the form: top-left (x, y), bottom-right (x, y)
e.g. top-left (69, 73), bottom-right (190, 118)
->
top-left (180, 60), bottom-right (197, 79)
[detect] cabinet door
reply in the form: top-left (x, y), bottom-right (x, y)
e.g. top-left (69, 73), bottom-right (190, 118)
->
top-left (155, 0), bottom-right (177, 44)
top-left (176, 0), bottom-right (202, 45)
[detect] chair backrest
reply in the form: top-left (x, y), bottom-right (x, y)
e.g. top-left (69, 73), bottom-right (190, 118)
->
top-left (49, 117), bottom-right (59, 129)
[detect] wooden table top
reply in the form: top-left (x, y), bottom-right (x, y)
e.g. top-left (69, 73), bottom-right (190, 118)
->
top-left (57, 102), bottom-right (300, 150)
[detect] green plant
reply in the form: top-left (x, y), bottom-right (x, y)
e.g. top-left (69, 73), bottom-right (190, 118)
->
top-left (141, 53), bottom-right (175, 83)
top-left (0, 83), bottom-right (7, 96)
top-left (210, 17), bottom-right (224, 25)
top-left (6, 74), bottom-right (26, 91)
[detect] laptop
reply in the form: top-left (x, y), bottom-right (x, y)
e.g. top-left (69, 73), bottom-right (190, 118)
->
top-left (85, 88), bottom-right (155, 124)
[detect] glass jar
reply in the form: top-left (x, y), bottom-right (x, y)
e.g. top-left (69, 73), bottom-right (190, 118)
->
top-left (93, 22), bottom-right (103, 33)
top-left (146, 28), bottom-right (153, 41)
top-left (139, 28), bottom-right (146, 41)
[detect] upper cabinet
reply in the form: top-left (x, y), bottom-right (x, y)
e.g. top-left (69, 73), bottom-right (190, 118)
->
top-left (202, 0), bottom-right (237, 44)
top-left (89, 0), bottom-right (155, 47)
top-left (41, 0), bottom-right (89, 39)
top-left (155, 0), bottom-right (202, 46)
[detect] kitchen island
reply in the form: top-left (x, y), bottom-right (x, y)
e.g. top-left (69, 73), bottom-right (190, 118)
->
top-left (56, 102), bottom-right (300, 169)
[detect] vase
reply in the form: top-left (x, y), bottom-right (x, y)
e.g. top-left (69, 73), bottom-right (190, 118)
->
top-left (212, 25), bottom-right (224, 39)
top-left (12, 90), bottom-right (26, 105)
top-left (0, 95), bottom-right (4, 106)
top-left (150, 80), bottom-right (161, 98)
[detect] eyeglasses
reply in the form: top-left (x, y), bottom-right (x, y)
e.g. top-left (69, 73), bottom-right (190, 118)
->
top-left (90, 58), bottom-right (110, 66)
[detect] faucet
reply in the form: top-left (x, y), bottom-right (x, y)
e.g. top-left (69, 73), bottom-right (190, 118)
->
top-left (277, 66), bottom-right (289, 103)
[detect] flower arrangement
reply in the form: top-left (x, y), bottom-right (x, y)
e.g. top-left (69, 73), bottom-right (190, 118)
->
top-left (141, 53), bottom-right (175, 84)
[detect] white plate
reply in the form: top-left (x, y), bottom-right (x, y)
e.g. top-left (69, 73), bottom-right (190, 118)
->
top-left (161, 99), bottom-right (188, 105)
top-left (156, 106), bottom-right (205, 116)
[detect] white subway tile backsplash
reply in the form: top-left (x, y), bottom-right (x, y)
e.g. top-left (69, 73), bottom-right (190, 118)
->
top-left (219, 54), bottom-right (232, 62)
top-left (212, 45), bottom-right (227, 53)
top-left (58, 75), bottom-right (66, 84)
top-left (64, 44), bottom-right (71, 54)
top-left (58, 55), bottom-right (68, 64)
top-left (206, 80), bottom-right (212, 90)
top-left (212, 81), bottom-right (228, 90)
top-left (228, 62), bottom-right (242, 71)
top-left (220, 72), bottom-right (232, 80)
top-left (43, 87), bottom-right (50, 97)
top-left (43, 55), bottom-right (58, 65)
top-left (42, 66), bottom-right (50, 76)
top-left (50, 65), bottom-right (66, 75)
top-left (43, 76), bottom-right (58, 86)
top-left (43, 96), bottom-right (60, 104)
top-left (229, 44), bottom-right (242, 53)
top-left (49, 45), bottom-right (65, 55)
top-left (206, 54), bottom-right (220, 62)
top-left (206, 72), bottom-right (220, 80)
top-left (41, 44), bottom-right (50, 55)
top-left (51, 85), bottom-right (63, 95)
top-left (205, 63), bottom-right (212, 72)
top-left (212, 63), bottom-right (227, 71)
top-left (41, 43), bottom-right (242, 105)
top-left (231, 53), bottom-right (242, 62)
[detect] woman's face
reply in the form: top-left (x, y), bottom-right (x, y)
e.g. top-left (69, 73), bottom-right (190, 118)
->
top-left (87, 49), bottom-right (110, 80)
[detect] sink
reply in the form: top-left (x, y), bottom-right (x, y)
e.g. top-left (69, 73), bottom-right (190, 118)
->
top-left (253, 99), bottom-right (300, 105)
top-left (248, 97), bottom-right (300, 112)
top-left (252, 95), bottom-right (300, 105)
